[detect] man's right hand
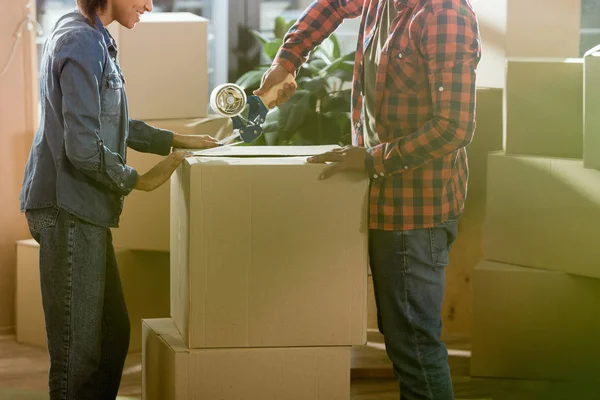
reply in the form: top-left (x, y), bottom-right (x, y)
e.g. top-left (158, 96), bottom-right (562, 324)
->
top-left (254, 64), bottom-right (296, 108)
top-left (135, 151), bottom-right (192, 192)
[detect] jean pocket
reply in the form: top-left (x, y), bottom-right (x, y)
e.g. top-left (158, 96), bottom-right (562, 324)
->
top-left (429, 219), bottom-right (460, 266)
top-left (25, 207), bottom-right (59, 232)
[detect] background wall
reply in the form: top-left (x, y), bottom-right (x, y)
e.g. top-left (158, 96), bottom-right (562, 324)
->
top-left (0, 0), bottom-right (38, 334)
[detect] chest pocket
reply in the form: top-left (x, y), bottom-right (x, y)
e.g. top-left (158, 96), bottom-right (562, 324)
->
top-left (101, 72), bottom-right (123, 116)
top-left (387, 45), bottom-right (426, 94)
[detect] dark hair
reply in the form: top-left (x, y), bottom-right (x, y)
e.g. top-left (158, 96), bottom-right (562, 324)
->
top-left (76, 0), bottom-right (108, 21)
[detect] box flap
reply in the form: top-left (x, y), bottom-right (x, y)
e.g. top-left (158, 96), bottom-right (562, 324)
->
top-left (192, 145), bottom-right (340, 158)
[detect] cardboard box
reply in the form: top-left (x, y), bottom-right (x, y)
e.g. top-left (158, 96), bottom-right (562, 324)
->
top-left (472, 0), bottom-right (506, 88)
top-left (16, 240), bottom-right (169, 352)
top-left (504, 58), bottom-right (583, 158)
top-left (506, 0), bottom-right (581, 58)
top-left (484, 152), bottom-right (600, 279)
top-left (112, 116), bottom-right (231, 252)
top-left (466, 87), bottom-right (504, 200)
top-left (171, 145), bottom-right (369, 348)
top-left (142, 318), bottom-right (351, 400)
top-left (584, 46), bottom-right (600, 170)
top-left (471, 260), bottom-right (600, 382)
top-left (108, 13), bottom-right (208, 120)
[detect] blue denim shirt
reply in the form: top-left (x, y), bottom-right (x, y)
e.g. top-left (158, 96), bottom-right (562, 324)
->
top-left (20, 10), bottom-right (173, 227)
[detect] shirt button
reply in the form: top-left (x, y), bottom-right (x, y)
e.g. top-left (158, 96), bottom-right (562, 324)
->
top-left (373, 174), bottom-right (378, 179)
top-left (438, 86), bottom-right (444, 92)
top-left (398, 53), bottom-right (403, 59)
top-left (379, 172), bottom-right (385, 177)
top-left (404, 165), bottom-right (409, 170)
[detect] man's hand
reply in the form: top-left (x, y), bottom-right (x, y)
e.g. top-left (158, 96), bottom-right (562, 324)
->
top-left (254, 64), bottom-right (296, 108)
top-left (171, 133), bottom-right (219, 149)
top-left (135, 151), bottom-right (192, 192)
top-left (307, 146), bottom-right (368, 180)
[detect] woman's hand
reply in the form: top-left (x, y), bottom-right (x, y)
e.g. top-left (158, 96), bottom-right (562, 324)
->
top-left (171, 133), bottom-right (219, 149)
top-left (135, 151), bottom-right (192, 192)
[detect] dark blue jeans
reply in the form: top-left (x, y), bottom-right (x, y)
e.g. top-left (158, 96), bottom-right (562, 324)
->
top-left (369, 219), bottom-right (459, 400)
top-left (25, 207), bottom-right (130, 400)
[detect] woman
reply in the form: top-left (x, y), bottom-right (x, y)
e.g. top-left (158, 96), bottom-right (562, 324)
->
top-left (19, 0), bottom-right (216, 398)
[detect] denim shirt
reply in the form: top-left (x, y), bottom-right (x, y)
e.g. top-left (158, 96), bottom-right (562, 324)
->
top-left (20, 10), bottom-right (173, 227)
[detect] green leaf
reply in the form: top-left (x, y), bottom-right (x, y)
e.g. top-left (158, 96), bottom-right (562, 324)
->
top-left (263, 38), bottom-right (283, 60)
top-left (249, 29), bottom-right (268, 45)
top-left (277, 90), bottom-right (314, 139)
top-left (297, 76), bottom-right (329, 99)
top-left (235, 68), bottom-right (268, 91)
top-left (274, 16), bottom-right (289, 39)
top-left (329, 34), bottom-right (341, 59)
top-left (317, 37), bottom-right (336, 60)
top-left (286, 19), bottom-right (297, 33)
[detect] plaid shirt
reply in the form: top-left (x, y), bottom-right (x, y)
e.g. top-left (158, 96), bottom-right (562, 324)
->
top-left (275, 0), bottom-right (481, 231)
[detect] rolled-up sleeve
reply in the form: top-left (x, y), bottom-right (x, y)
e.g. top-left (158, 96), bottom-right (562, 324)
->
top-left (127, 119), bottom-right (173, 155)
top-left (58, 29), bottom-right (138, 195)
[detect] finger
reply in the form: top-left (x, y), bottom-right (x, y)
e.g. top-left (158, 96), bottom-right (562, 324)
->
top-left (202, 140), bottom-right (220, 148)
top-left (202, 136), bottom-right (219, 143)
top-left (319, 163), bottom-right (345, 180)
top-left (307, 151), bottom-right (343, 164)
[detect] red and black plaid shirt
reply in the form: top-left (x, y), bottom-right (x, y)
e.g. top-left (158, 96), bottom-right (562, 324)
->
top-left (275, 0), bottom-right (481, 231)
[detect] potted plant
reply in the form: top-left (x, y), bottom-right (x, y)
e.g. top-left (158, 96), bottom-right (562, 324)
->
top-left (235, 17), bottom-right (356, 146)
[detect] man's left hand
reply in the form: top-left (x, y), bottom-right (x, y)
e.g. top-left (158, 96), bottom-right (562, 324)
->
top-left (307, 146), bottom-right (367, 180)
top-left (172, 133), bottom-right (219, 149)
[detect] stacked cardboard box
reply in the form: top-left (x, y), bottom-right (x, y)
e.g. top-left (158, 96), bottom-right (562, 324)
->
top-left (15, 240), bottom-right (169, 353)
top-left (142, 145), bottom-right (369, 398)
top-left (472, 1), bottom-right (600, 380)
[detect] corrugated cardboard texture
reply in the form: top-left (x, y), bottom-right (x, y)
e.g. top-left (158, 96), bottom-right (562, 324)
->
top-left (472, 0), bottom-right (506, 88)
top-left (506, 0), bottom-right (581, 58)
top-left (108, 13), bottom-right (208, 120)
top-left (171, 146), bottom-right (369, 348)
top-left (484, 152), bottom-right (600, 279)
top-left (471, 260), bottom-right (600, 382)
top-left (112, 117), bottom-right (230, 252)
top-left (142, 318), bottom-right (351, 400)
top-left (584, 49), bottom-right (600, 170)
top-left (15, 240), bottom-right (169, 352)
top-left (505, 59), bottom-right (583, 158)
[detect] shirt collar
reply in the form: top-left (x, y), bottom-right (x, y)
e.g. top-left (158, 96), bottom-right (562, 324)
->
top-left (94, 15), bottom-right (118, 54)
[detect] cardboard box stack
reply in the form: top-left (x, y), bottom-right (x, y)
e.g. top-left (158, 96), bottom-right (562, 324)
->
top-left (142, 145), bottom-right (369, 399)
top-left (471, 0), bottom-right (600, 382)
top-left (14, 13), bottom-right (216, 353)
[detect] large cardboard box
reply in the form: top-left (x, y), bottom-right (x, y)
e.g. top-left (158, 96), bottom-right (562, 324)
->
top-left (506, 0), bottom-right (581, 58)
top-left (107, 13), bottom-right (208, 120)
top-left (16, 240), bottom-right (169, 352)
top-left (472, 0), bottom-right (506, 88)
top-left (112, 116), bottom-right (231, 252)
top-left (484, 152), bottom-right (600, 279)
top-left (471, 260), bottom-right (600, 382)
top-left (584, 46), bottom-right (600, 170)
top-left (142, 318), bottom-right (351, 400)
top-left (171, 145), bottom-right (369, 349)
top-left (467, 87), bottom-right (504, 200)
top-left (504, 58), bottom-right (583, 159)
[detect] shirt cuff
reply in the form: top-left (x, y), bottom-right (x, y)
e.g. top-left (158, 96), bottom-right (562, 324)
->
top-left (273, 48), bottom-right (303, 74)
top-left (151, 128), bottom-right (174, 156)
top-left (107, 164), bottom-right (138, 196)
top-left (365, 145), bottom-right (387, 180)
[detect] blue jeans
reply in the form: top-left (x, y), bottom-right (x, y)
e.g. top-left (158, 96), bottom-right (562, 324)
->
top-left (369, 219), bottom-right (459, 400)
top-left (25, 207), bottom-right (130, 400)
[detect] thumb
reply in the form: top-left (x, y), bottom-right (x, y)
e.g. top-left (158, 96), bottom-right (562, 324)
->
top-left (253, 73), bottom-right (273, 96)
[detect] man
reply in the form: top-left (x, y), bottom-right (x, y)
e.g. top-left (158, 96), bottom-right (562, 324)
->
top-left (256, 0), bottom-right (480, 398)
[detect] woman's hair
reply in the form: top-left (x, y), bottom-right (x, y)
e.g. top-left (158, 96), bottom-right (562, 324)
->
top-left (76, 0), bottom-right (108, 21)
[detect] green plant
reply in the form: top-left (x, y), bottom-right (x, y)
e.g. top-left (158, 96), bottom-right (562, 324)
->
top-left (235, 16), bottom-right (355, 146)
